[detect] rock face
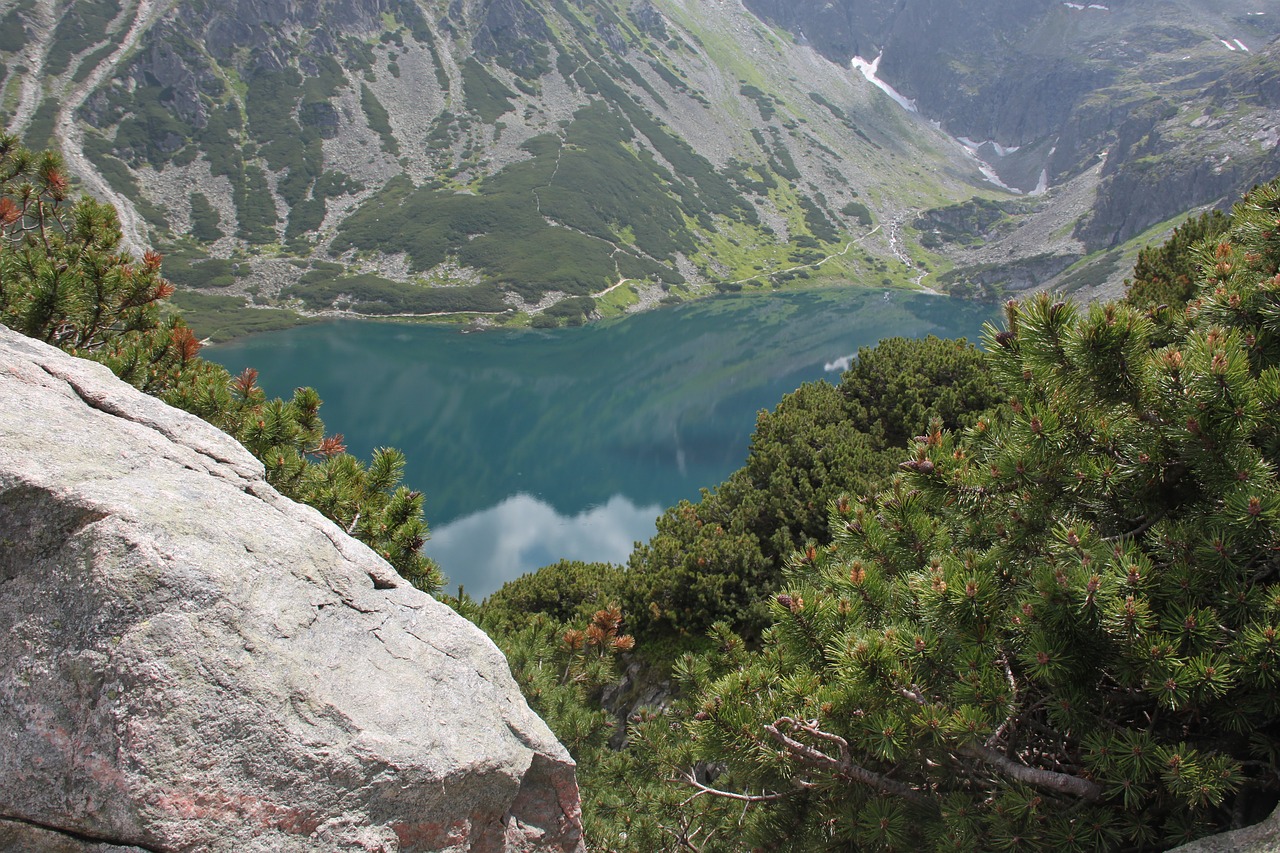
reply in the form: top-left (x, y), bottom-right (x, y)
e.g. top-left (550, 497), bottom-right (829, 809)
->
top-left (1168, 805), bottom-right (1280, 853)
top-left (0, 326), bottom-right (584, 852)
top-left (746, 0), bottom-right (1280, 253)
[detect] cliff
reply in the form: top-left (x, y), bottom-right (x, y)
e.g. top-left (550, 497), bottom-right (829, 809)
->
top-left (747, 0), bottom-right (1280, 257)
top-left (0, 325), bottom-right (583, 852)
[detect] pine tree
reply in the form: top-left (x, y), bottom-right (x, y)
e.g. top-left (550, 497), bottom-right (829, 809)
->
top-left (640, 178), bottom-right (1280, 851)
top-left (0, 135), bottom-right (441, 593)
top-left (625, 336), bottom-right (1000, 642)
top-left (1124, 208), bottom-right (1230, 314)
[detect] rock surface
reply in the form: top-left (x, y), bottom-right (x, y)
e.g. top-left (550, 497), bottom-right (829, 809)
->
top-left (1168, 805), bottom-right (1280, 853)
top-left (0, 325), bottom-right (584, 852)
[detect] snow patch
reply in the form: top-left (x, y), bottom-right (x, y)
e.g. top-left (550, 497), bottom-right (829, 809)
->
top-left (958, 137), bottom-right (1020, 157)
top-left (1222, 39), bottom-right (1238, 50)
top-left (977, 163), bottom-right (1021, 193)
top-left (1031, 169), bottom-right (1049, 196)
top-left (851, 52), bottom-right (917, 113)
top-left (1235, 39), bottom-right (1251, 52)
top-left (956, 137), bottom-right (1026, 193)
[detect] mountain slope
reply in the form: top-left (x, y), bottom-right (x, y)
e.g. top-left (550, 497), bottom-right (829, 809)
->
top-left (2, 0), bottom-right (1278, 326)
top-left (747, 0), bottom-right (1280, 270)
top-left (0, 0), bottom-right (988, 330)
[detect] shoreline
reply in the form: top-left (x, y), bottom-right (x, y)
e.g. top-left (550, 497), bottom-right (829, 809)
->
top-left (196, 276), bottom-right (968, 345)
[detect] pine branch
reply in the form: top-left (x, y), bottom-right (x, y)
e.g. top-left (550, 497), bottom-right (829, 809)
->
top-left (987, 658), bottom-right (1019, 749)
top-left (895, 687), bottom-right (1101, 800)
top-left (958, 743), bottom-right (1102, 801)
top-left (764, 718), bottom-right (935, 810)
top-left (1103, 510), bottom-right (1166, 542)
top-left (677, 771), bottom-right (791, 805)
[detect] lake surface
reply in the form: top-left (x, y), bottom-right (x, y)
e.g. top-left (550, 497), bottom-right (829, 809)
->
top-left (209, 289), bottom-right (997, 598)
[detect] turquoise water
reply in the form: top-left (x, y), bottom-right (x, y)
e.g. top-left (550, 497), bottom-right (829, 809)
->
top-left (209, 289), bottom-right (997, 597)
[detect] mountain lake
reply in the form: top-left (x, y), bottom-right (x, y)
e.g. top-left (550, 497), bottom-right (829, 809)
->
top-left (209, 288), bottom-right (999, 598)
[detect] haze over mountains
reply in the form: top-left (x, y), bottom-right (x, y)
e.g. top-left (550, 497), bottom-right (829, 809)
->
top-left (2, 0), bottom-right (1278, 326)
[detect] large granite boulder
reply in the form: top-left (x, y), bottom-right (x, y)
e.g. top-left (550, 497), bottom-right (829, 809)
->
top-left (1168, 805), bottom-right (1280, 853)
top-left (0, 326), bottom-right (584, 852)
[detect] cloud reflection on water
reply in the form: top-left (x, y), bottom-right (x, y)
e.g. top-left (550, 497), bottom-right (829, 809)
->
top-left (425, 493), bottom-right (662, 600)
top-left (824, 353), bottom-right (855, 373)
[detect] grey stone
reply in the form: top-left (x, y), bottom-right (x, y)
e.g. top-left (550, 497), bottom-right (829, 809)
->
top-left (0, 326), bottom-right (583, 852)
top-left (1169, 806), bottom-right (1280, 853)
top-left (0, 818), bottom-right (149, 852)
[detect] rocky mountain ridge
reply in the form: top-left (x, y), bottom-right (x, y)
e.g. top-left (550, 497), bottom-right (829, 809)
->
top-left (1, 0), bottom-right (1278, 324)
top-left (749, 1), bottom-right (1280, 266)
top-left (2, 0), bottom-right (977, 328)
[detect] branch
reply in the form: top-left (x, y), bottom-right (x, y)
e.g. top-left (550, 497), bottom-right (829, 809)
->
top-left (959, 743), bottom-right (1102, 801)
top-left (659, 821), bottom-right (703, 853)
top-left (1103, 510), bottom-right (1166, 543)
top-left (765, 718), bottom-right (935, 810)
top-left (987, 659), bottom-right (1019, 749)
top-left (895, 688), bottom-right (1101, 800)
top-left (678, 771), bottom-right (791, 806)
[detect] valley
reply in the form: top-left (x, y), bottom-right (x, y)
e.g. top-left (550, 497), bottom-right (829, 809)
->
top-left (5, 0), bottom-right (1274, 338)
top-left (7, 4), bottom-right (1280, 848)
top-left (208, 287), bottom-right (997, 596)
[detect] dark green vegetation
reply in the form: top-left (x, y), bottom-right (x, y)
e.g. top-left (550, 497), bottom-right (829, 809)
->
top-left (461, 57), bottom-right (516, 124)
top-left (168, 291), bottom-right (317, 343)
top-left (188, 192), bottom-right (223, 242)
top-left (807, 91), bottom-right (874, 146)
top-left (1124, 209), bottom-right (1231, 313)
top-left (914, 198), bottom-right (1024, 249)
top-left (482, 560), bottom-right (627, 630)
top-left (44, 0), bottom-right (119, 78)
top-left (449, 593), bottom-right (637, 772)
top-left (359, 83), bottom-right (399, 156)
top-left (1050, 249), bottom-right (1124, 297)
top-left (16, 0), bottom-right (900, 329)
top-left (332, 99), bottom-right (730, 304)
top-left (471, 178), bottom-right (1280, 849)
top-left (282, 269), bottom-right (509, 316)
top-left (0, 138), bottom-right (440, 593)
top-left (623, 336), bottom-right (1002, 642)
top-left (89, 52), bottom-right (362, 249)
top-left (0, 6), bottom-right (27, 54)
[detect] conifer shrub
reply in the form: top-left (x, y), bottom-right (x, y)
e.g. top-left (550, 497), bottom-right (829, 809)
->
top-left (481, 559), bottom-right (626, 629)
top-left (633, 177), bottom-right (1280, 850)
top-left (188, 192), bottom-right (223, 242)
top-left (625, 336), bottom-right (1001, 642)
top-left (484, 604), bottom-right (635, 759)
top-left (284, 270), bottom-right (507, 315)
top-left (1125, 208), bottom-right (1231, 314)
top-left (0, 136), bottom-right (441, 592)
